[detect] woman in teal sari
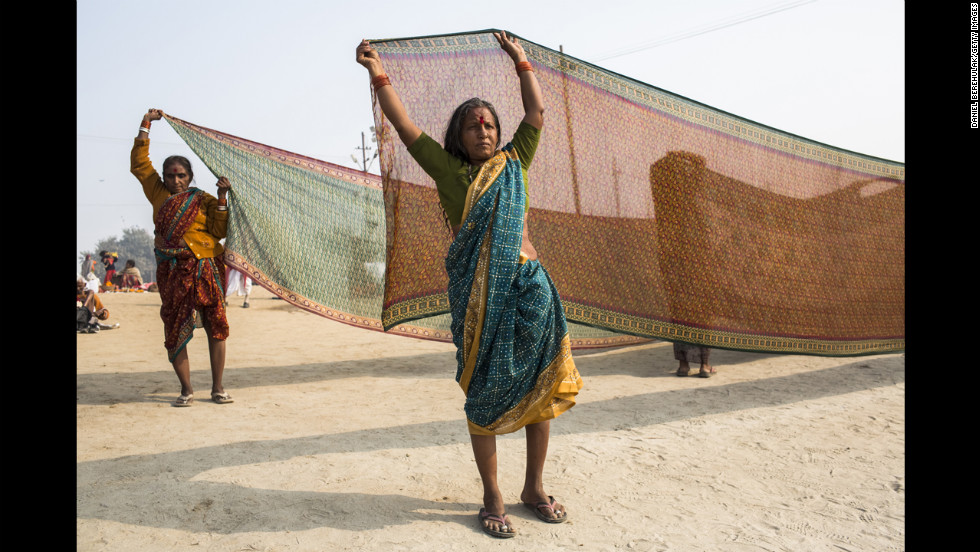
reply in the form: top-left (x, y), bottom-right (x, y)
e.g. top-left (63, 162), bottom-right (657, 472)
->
top-left (357, 32), bottom-right (583, 538)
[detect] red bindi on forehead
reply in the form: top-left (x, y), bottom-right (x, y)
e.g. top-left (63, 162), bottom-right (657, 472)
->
top-left (479, 115), bottom-right (485, 124)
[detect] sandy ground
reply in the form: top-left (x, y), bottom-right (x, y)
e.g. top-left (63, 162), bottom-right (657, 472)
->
top-left (77, 286), bottom-right (904, 551)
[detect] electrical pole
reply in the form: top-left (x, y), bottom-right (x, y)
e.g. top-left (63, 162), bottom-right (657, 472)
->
top-left (360, 132), bottom-right (368, 171)
top-left (352, 129), bottom-right (379, 173)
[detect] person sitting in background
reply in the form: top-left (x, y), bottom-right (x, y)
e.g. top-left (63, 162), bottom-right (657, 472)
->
top-left (77, 274), bottom-right (111, 333)
top-left (121, 259), bottom-right (144, 288)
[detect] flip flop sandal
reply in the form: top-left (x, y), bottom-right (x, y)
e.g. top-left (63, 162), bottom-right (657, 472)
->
top-left (478, 508), bottom-right (515, 538)
top-left (173, 394), bottom-right (193, 407)
top-left (524, 496), bottom-right (568, 523)
top-left (211, 392), bottom-right (234, 404)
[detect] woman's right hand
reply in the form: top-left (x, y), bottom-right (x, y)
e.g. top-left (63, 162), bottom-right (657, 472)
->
top-left (356, 40), bottom-right (384, 76)
top-left (144, 108), bottom-right (164, 122)
top-left (494, 31), bottom-right (527, 63)
top-left (356, 39), bottom-right (422, 147)
top-left (215, 176), bottom-right (232, 199)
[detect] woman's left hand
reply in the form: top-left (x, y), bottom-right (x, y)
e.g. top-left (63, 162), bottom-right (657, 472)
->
top-left (494, 31), bottom-right (526, 63)
top-left (216, 176), bottom-right (232, 198)
top-left (356, 39), bottom-right (385, 76)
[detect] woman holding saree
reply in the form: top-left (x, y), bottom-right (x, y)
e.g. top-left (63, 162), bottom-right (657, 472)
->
top-left (357, 32), bottom-right (583, 538)
top-left (131, 108), bottom-right (234, 407)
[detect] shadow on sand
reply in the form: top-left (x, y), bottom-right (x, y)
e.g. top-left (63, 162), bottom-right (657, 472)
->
top-left (77, 353), bottom-right (903, 534)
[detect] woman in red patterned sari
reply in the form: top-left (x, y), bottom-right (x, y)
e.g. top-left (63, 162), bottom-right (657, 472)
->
top-left (131, 108), bottom-right (234, 407)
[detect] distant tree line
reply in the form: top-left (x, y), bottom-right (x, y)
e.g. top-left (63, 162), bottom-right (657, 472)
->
top-left (80, 226), bottom-right (156, 282)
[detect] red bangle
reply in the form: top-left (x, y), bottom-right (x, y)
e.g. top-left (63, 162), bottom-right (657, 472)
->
top-left (140, 120), bottom-right (151, 129)
top-left (371, 74), bottom-right (391, 89)
top-left (218, 198), bottom-right (228, 205)
top-left (515, 61), bottom-right (533, 74)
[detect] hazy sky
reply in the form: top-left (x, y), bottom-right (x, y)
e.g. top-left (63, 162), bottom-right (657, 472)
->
top-left (76, 0), bottom-right (904, 267)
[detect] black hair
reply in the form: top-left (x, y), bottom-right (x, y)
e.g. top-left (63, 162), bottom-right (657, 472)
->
top-left (443, 98), bottom-right (501, 163)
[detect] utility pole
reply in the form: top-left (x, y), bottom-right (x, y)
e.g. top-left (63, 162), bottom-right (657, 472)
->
top-left (352, 129), bottom-right (379, 173)
top-left (360, 132), bottom-right (368, 171)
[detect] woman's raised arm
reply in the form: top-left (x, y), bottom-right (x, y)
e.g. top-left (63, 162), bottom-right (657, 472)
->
top-left (356, 39), bottom-right (422, 148)
top-left (494, 31), bottom-right (544, 130)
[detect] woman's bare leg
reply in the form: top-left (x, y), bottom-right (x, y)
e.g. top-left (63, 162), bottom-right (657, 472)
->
top-left (697, 347), bottom-right (715, 377)
top-left (521, 420), bottom-right (565, 520)
top-left (471, 434), bottom-right (513, 534)
top-left (171, 348), bottom-right (192, 396)
top-left (207, 335), bottom-right (226, 395)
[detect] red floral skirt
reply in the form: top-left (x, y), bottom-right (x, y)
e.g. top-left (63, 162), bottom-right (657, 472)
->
top-left (156, 247), bottom-right (229, 361)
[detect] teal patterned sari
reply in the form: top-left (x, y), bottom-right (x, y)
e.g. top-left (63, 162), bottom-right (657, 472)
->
top-left (445, 145), bottom-right (583, 435)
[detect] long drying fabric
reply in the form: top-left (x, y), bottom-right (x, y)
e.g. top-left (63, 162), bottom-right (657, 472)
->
top-left (164, 115), bottom-right (646, 348)
top-left (369, 30), bottom-right (904, 356)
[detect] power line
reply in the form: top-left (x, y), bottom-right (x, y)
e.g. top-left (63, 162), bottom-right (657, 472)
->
top-left (591, 0), bottom-right (818, 61)
top-left (77, 133), bottom-right (184, 147)
top-left (78, 133), bottom-right (359, 169)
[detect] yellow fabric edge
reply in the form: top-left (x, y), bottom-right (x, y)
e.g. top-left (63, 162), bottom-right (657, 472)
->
top-left (467, 334), bottom-right (583, 435)
top-left (455, 150), bottom-right (510, 393)
top-left (458, 228), bottom-right (493, 394)
top-left (458, 151), bottom-right (508, 228)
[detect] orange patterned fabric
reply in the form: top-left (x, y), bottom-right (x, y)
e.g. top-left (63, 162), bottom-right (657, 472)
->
top-left (370, 30), bottom-right (904, 356)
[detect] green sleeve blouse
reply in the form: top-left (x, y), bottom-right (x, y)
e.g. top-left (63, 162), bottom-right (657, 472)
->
top-left (407, 121), bottom-right (541, 227)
